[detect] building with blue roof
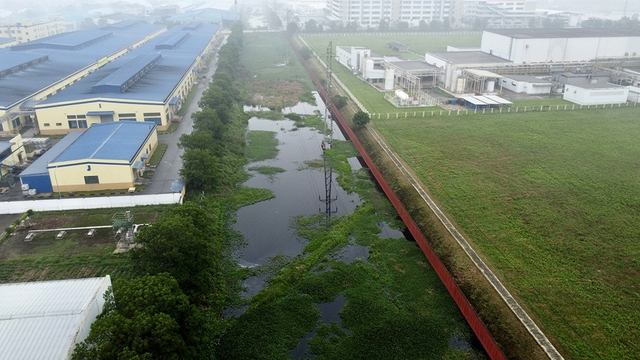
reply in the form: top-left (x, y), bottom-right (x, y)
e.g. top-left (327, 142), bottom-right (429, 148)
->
top-left (20, 121), bottom-right (157, 194)
top-left (0, 21), bottom-right (165, 136)
top-left (33, 22), bottom-right (220, 135)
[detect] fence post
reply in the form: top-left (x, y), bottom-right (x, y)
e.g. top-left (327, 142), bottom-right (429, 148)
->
top-left (396, 113), bottom-right (399, 119)
top-left (448, 110), bottom-right (451, 115)
top-left (466, 110), bottom-right (469, 115)
top-left (524, 106), bottom-right (527, 111)
top-left (564, 105), bottom-right (567, 110)
top-left (387, 113), bottom-right (390, 119)
top-left (540, 105), bottom-right (543, 111)
top-left (405, 112), bottom-right (407, 118)
top-left (557, 105), bottom-right (559, 110)
top-left (414, 112), bottom-right (416, 116)
top-left (423, 111), bottom-right (425, 117)
top-left (475, 109), bottom-right (477, 114)
top-left (508, 107), bottom-right (511, 113)
top-left (457, 110), bottom-right (460, 115)
top-left (516, 107), bottom-right (518, 112)
top-left (491, 108), bottom-right (494, 113)
top-left (573, 104), bottom-right (575, 110)
top-left (431, 111), bottom-right (434, 116)
top-left (440, 110), bottom-right (443, 115)
top-left (482, 108), bottom-right (485, 114)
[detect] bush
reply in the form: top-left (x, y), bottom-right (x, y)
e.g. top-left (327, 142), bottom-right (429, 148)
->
top-left (331, 95), bottom-right (348, 109)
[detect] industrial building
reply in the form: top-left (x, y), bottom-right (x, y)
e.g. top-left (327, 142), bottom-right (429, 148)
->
top-left (0, 134), bottom-right (26, 179)
top-left (0, 21), bottom-right (166, 136)
top-left (562, 83), bottom-right (629, 106)
top-left (33, 21), bottom-right (219, 135)
top-left (424, 51), bottom-right (511, 93)
top-left (501, 74), bottom-right (553, 95)
top-left (481, 28), bottom-right (640, 63)
top-left (0, 276), bottom-right (111, 360)
top-left (20, 121), bottom-right (157, 194)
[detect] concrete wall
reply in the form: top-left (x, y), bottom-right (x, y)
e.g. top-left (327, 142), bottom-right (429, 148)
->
top-left (501, 78), bottom-right (551, 95)
top-left (480, 31), bottom-right (513, 60)
top-left (0, 193), bottom-right (183, 214)
top-left (563, 85), bottom-right (629, 105)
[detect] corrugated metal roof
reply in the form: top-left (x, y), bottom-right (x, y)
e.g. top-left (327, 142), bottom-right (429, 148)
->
top-left (486, 28), bottom-right (640, 39)
top-left (20, 132), bottom-right (83, 177)
top-left (0, 141), bottom-right (12, 155)
top-left (38, 23), bottom-right (220, 106)
top-left (92, 53), bottom-right (162, 93)
top-left (0, 23), bottom-right (164, 109)
top-left (0, 277), bottom-right (111, 360)
top-left (51, 121), bottom-right (155, 164)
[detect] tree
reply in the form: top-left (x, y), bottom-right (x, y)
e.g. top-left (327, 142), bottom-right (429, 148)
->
top-left (72, 274), bottom-right (210, 360)
top-left (299, 46), bottom-right (313, 60)
top-left (378, 19), bottom-right (389, 32)
top-left (305, 19), bottom-right (318, 32)
top-left (418, 19), bottom-right (428, 31)
top-left (331, 95), bottom-right (348, 109)
top-left (286, 22), bottom-right (299, 37)
top-left (430, 19), bottom-right (443, 30)
top-left (352, 111), bottom-right (370, 126)
top-left (179, 148), bottom-right (222, 194)
top-left (131, 203), bottom-right (224, 307)
top-left (394, 21), bottom-right (409, 31)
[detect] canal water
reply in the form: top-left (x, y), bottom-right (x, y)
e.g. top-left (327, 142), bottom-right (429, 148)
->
top-left (231, 93), bottom-right (476, 357)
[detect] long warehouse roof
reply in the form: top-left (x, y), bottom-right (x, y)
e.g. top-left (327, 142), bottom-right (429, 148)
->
top-left (485, 28), bottom-right (640, 39)
top-left (36, 22), bottom-right (220, 106)
top-left (0, 21), bottom-right (164, 109)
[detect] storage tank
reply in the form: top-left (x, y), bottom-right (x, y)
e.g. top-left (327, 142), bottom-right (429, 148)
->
top-left (395, 90), bottom-right (409, 101)
top-left (384, 69), bottom-right (394, 90)
top-left (486, 80), bottom-right (495, 92)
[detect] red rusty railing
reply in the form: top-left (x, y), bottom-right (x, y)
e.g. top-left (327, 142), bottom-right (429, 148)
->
top-left (290, 36), bottom-right (506, 360)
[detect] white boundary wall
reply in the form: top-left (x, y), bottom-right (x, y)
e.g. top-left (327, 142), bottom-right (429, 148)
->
top-left (0, 193), bottom-right (183, 214)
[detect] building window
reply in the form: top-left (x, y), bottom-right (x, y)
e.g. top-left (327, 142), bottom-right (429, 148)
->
top-left (119, 113), bottom-right (136, 118)
top-left (67, 115), bottom-right (76, 119)
top-left (77, 115), bottom-right (86, 119)
top-left (56, 122), bottom-right (62, 126)
top-left (68, 120), bottom-right (78, 128)
top-left (44, 123), bottom-right (50, 127)
top-left (78, 120), bottom-right (87, 128)
top-left (143, 112), bottom-right (161, 117)
top-left (11, 117), bottom-right (21, 128)
top-left (84, 176), bottom-right (99, 184)
top-left (144, 118), bottom-right (162, 125)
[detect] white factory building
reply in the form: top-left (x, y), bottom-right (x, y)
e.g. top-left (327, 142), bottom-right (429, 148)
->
top-left (481, 28), bottom-right (640, 63)
top-left (0, 276), bottom-right (111, 360)
top-left (562, 83), bottom-right (629, 106)
top-left (501, 74), bottom-right (553, 95)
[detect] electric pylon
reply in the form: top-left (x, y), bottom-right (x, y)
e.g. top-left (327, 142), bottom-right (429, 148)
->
top-left (320, 41), bottom-right (337, 222)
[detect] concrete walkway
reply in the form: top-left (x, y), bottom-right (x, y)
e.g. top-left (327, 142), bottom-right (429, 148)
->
top-left (365, 124), bottom-right (564, 360)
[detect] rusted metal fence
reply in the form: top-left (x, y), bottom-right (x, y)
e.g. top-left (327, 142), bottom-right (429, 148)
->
top-left (290, 37), bottom-right (506, 360)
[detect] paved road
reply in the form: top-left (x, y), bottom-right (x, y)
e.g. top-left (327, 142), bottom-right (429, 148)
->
top-left (143, 43), bottom-right (222, 194)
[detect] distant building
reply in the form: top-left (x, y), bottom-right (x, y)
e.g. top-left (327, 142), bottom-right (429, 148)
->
top-left (0, 276), bottom-right (111, 360)
top-left (328, 0), bottom-right (463, 28)
top-left (0, 134), bottom-right (26, 179)
top-left (0, 18), bottom-right (66, 44)
top-left (462, 0), bottom-right (537, 28)
top-left (20, 121), bottom-right (157, 194)
top-left (424, 50), bottom-right (511, 92)
top-left (0, 37), bottom-right (17, 49)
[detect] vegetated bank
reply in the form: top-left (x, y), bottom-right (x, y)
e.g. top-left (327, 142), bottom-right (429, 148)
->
top-left (300, 30), bottom-right (640, 357)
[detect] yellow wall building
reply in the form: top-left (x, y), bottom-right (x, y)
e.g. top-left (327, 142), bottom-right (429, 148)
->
top-left (0, 21), bottom-right (166, 137)
top-left (33, 22), bottom-right (219, 135)
top-left (20, 121), bottom-right (157, 193)
top-left (0, 134), bottom-right (26, 178)
top-left (0, 18), bottom-right (66, 43)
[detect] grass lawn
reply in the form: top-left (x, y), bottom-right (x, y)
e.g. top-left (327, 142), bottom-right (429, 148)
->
top-left (243, 32), bottom-right (315, 89)
top-left (148, 143), bottom-right (168, 167)
top-left (0, 206), bottom-right (173, 284)
top-left (372, 106), bottom-right (640, 358)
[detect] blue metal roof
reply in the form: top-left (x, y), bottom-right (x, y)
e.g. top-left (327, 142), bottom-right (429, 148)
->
top-left (20, 132), bottom-right (83, 177)
top-left (11, 31), bottom-right (113, 51)
top-left (0, 141), bottom-right (12, 155)
top-left (37, 23), bottom-right (220, 106)
top-left (92, 53), bottom-right (162, 93)
top-left (50, 122), bottom-right (155, 164)
top-left (0, 22), bottom-right (164, 109)
top-left (0, 53), bottom-right (48, 77)
top-left (102, 20), bottom-right (140, 31)
top-left (155, 32), bottom-right (189, 50)
top-left (0, 37), bottom-right (14, 45)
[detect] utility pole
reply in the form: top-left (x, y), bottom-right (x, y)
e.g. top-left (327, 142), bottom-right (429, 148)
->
top-left (320, 41), bottom-right (337, 222)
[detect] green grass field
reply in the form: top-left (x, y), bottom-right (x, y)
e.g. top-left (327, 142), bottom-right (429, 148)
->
top-left (372, 107), bottom-right (640, 358)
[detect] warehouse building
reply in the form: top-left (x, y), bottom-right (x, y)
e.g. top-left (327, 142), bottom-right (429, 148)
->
top-left (481, 28), bottom-right (640, 63)
top-left (0, 134), bottom-right (26, 179)
top-left (0, 276), bottom-right (111, 360)
top-left (20, 121), bottom-right (157, 194)
top-left (0, 21), bottom-right (165, 136)
top-left (33, 21), bottom-right (219, 135)
top-left (562, 83), bottom-right (629, 106)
